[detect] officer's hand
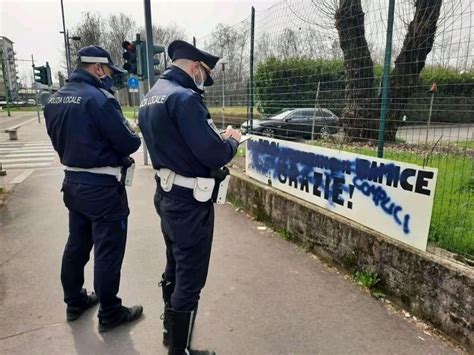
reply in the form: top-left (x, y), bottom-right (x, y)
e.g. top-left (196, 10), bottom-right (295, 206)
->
top-left (223, 126), bottom-right (241, 142)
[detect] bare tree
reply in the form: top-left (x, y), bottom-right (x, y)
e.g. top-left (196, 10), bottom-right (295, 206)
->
top-left (105, 13), bottom-right (136, 106)
top-left (69, 12), bottom-right (106, 63)
top-left (205, 23), bottom-right (249, 82)
top-left (256, 33), bottom-right (275, 62)
top-left (386, 0), bottom-right (443, 141)
top-left (105, 13), bottom-right (137, 65)
top-left (276, 28), bottom-right (301, 59)
top-left (151, 23), bottom-right (186, 46)
top-left (335, 0), bottom-right (377, 140)
top-left (325, 0), bottom-right (443, 141)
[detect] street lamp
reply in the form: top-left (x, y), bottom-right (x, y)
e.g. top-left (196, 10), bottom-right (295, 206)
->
top-left (59, 30), bottom-right (81, 75)
top-left (60, 0), bottom-right (69, 74)
top-left (219, 58), bottom-right (228, 129)
top-left (60, 0), bottom-right (81, 76)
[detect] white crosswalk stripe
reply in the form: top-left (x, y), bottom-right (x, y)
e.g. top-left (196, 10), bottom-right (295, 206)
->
top-left (0, 141), bottom-right (56, 169)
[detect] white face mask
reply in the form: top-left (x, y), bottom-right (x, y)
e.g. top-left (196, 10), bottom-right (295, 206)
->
top-left (193, 66), bottom-right (205, 91)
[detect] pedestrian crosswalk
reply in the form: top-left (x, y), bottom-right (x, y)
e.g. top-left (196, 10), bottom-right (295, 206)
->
top-left (0, 141), bottom-right (56, 169)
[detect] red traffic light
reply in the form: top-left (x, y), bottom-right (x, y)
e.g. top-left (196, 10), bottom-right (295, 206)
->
top-left (122, 41), bottom-right (136, 52)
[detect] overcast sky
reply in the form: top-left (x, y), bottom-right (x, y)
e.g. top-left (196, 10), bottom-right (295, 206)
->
top-left (0, 0), bottom-right (274, 81)
top-left (1, 0), bottom-right (472, 83)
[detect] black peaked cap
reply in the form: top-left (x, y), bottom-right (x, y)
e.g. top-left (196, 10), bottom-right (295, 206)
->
top-left (168, 40), bottom-right (220, 86)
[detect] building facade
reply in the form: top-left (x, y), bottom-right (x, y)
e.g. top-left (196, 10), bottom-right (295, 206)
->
top-left (0, 36), bottom-right (19, 101)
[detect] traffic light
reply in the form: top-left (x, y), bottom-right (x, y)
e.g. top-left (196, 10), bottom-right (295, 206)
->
top-left (122, 41), bottom-right (138, 74)
top-left (33, 62), bottom-right (52, 86)
top-left (139, 42), bottom-right (165, 79)
top-left (113, 71), bottom-right (127, 90)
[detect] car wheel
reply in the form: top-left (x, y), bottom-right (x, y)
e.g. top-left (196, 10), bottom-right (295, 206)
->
top-left (320, 126), bottom-right (330, 139)
top-left (262, 128), bottom-right (275, 138)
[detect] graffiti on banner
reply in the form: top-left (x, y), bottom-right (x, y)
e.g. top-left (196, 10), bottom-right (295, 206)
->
top-left (245, 137), bottom-right (438, 251)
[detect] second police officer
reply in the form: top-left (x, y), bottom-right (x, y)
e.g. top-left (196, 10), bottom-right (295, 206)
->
top-left (44, 46), bottom-right (143, 332)
top-left (139, 40), bottom-right (241, 354)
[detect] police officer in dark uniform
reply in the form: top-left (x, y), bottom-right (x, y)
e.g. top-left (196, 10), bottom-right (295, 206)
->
top-left (139, 40), bottom-right (241, 354)
top-left (44, 45), bottom-right (143, 332)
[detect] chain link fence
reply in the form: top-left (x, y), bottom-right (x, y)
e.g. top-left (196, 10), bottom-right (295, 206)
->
top-left (194, 0), bottom-right (473, 259)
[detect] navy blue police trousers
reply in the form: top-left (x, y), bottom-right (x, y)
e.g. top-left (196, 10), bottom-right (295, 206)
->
top-left (154, 177), bottom-right (214, 312)
top-left (61, 175), bottom-right (129, 321)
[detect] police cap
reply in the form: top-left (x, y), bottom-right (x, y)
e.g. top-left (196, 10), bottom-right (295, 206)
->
top-left (77, 45), bottom-right (126, 74)
top-left (168, 40), bottom-right (219, 86)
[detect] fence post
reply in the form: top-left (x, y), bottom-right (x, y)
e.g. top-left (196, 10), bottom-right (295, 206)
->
top-left (311, 81), bottom-right (321, 141)
top-left (377, 0), bottom-right (396, 158)
top-left (425, 83), bottom-right (437, 145)
top-left (249, 6), bottom-right (255, 132)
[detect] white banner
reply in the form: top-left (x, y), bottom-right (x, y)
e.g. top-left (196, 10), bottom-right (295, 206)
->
top-left (245, 136), bottom-right (438, 251)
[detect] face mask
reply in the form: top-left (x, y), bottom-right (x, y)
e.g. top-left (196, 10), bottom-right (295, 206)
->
top-left (97, 65), bottom-right (115, 94)
top-left (192, 66), bottom-right (205, 91)
top-left (100, 75), bottom-right (115, 94)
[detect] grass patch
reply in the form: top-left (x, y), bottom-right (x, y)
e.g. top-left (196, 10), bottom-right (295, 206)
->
top-left (277, 228), bottom-right (290, 240)
top-left (207, 106), bottom-right (258, 118)
top-left (236, 147), bottom-right (246, 158)
top-left (354, 268), bottom-right (380, 289)
top-left (452, 140), bottom-right (474, 150)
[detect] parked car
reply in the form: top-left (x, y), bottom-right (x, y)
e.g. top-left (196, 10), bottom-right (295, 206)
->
top-left (241, 108), bottom-right (339, 139)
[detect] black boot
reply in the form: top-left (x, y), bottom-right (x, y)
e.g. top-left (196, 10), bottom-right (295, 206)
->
top-left (166, 307), bottom-right (216, 355)
top-left (66, 288), bottom-right (99, 321)
top-left (98, 305), bottom-right (143, 332)
top-left (159, 274), bottom-right (174, 347)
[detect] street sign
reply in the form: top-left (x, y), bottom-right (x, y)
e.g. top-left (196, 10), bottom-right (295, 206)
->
top-left (128, 77), bottom-right (139, 89)
top-left (129, 88), bottom-right (139, 93)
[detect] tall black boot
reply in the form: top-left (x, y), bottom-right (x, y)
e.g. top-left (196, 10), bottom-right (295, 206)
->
top-left (166, 307), bottom-right (216, 355)
top-left (159, 274), bottom-right (174, 347)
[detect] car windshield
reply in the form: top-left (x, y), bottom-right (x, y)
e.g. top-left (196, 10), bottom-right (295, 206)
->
top-left (269, 110), bottom-right (292, 120)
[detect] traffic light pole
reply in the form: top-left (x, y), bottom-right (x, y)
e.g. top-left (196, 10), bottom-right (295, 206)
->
top-left (144, 0), bottom-right (156, 89)
top-left (138, 79), bottom-right (149, 165)
top-left (31, 55), bottom-right (41, 123)
top-left (142, 0), bottom-right (156, 166)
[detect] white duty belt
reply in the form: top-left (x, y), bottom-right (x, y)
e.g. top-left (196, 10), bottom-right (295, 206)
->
top-left (64, 165), bottom-right (136, 187)
top-left (156, 168), bottom-right (230, 204)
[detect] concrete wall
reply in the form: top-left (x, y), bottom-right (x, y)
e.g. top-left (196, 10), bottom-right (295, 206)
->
top-left (228, 169), bottom-right (473, 351)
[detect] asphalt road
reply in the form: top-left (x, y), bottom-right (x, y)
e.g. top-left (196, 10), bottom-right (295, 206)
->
top-left (0, 166), bottom-right (462, 354)
top-left (397, 124), bottom-right (474, 144)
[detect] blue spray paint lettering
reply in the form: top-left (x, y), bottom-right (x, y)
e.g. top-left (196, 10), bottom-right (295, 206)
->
top-left (247, 138), bottom-right (434, 235)
top-left (353, 177), bottom-right (410, 234)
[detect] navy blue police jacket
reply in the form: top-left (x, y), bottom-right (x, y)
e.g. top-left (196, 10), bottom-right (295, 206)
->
top-left (138, 66), bottom-right (238, 179)
top-left (44, 69), bottom-right (141, 185)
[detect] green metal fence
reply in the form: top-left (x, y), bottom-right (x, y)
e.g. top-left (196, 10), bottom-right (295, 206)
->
top-left (196, 0), bottom-right (473, 259)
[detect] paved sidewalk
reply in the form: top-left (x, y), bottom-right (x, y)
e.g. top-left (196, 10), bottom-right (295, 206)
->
top-left (0, 166), bottom-right (462, 354)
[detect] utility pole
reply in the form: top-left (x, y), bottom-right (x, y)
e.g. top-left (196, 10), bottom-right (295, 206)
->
top-left (60, 0), bottom-right (70, 75)
top-left (66, 29), bottom-right (72, 72)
